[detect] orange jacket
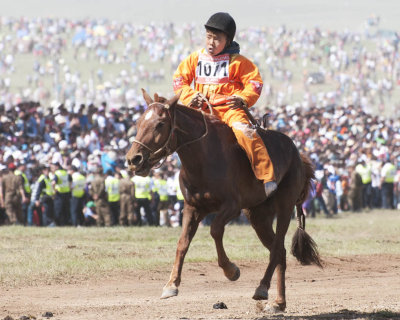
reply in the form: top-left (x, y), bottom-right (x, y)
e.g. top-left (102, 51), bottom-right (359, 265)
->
top-left (173, 48), bottom-right (263, 108)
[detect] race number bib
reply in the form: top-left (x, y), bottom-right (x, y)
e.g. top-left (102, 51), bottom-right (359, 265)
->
top-left (196, 53), bottom-right (230, 85)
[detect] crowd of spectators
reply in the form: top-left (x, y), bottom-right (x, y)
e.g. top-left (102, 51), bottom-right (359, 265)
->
top-left (266, 103), bottom-right (400, 216)
top-left (1, 16), bottom-right (399, 227)
top-left (1, 16), bottom-right (400, 114)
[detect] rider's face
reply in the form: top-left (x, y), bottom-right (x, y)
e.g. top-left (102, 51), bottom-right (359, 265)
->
top-left (205, 30), bottom-right (228, 56)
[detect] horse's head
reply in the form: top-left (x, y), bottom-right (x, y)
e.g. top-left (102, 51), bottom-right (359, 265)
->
top-left (126, 89), bottom-right (181, 176)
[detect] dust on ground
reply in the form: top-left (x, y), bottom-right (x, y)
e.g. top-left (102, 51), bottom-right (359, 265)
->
top-left (1, 254), bottom-right (400, 320)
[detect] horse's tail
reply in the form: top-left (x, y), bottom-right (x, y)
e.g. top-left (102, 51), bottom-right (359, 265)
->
top-left (291, 205), bottom-right (323, 268)
top-left (291, 153), bottom-right (323, 268)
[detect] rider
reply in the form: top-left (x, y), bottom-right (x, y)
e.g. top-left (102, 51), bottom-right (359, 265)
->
top-left (173, 12), bottom-right (276, 197)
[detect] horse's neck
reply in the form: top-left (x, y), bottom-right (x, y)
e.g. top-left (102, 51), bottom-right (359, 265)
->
top-left (174, 105), bottom-right (221, 176)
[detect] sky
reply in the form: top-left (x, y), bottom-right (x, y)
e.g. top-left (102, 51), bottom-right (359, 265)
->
top-left (1, 0), bottom-right (400, 30)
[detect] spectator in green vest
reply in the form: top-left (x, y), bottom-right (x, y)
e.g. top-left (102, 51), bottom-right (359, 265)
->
top-left (355, 159), bottom-right (372, 210)
top-left (105, 169), bottom-right (120, 225)
top-left (28, 164), bottom-right (55, 226)
top-left (70, 166), bottom-right (86, 226)
top-left (131, 174), bottom-right (154, 226)
top-left (381, 157), bottom-right (396, 209)
top-left (51, 162), bottom-right (71, 225)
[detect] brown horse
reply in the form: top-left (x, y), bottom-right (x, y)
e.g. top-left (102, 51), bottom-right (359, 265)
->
top-left (126, 90), bottom-right (322, 311)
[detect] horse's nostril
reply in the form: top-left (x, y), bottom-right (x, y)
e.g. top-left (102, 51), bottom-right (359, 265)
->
top-left (131, 154), bottom-right (143, 166)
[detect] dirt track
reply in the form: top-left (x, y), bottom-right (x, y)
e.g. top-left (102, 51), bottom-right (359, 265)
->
top-left (1, 254), bottom-right (400, 320)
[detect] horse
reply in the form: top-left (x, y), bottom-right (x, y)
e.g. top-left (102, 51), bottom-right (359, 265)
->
top-left (126, 89), bottom-right (322, 311)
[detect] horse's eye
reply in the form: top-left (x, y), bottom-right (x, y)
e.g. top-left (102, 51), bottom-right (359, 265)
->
top-left (155, 122), bottom-right (165, 130)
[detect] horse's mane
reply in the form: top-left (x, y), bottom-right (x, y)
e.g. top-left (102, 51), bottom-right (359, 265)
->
top-left (156, 95), bottom-right (227, 129)
top-left (176, 103), bottom-right (225, 127)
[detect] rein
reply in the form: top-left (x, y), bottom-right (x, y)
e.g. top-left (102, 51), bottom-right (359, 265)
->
top-left (131, 102), bottom-right (209, 166)
top-left (198, 93), bottom-right (214, 115)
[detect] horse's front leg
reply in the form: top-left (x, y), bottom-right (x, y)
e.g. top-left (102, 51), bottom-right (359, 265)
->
top-left (210, 207), bottom-right (241, 281)
top-left (161, 204), bottom-right (200, 299)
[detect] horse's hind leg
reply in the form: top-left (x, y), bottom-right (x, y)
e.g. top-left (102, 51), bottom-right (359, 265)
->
top-left (210, 207), bottom-right (241, 281)
top-left (249, 201), bottom-right (292, 312)
top-left (161, 204), bottom-right (200, 299)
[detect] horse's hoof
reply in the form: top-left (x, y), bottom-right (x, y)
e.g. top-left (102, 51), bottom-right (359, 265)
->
top-left (160, 286), bottom-right (178, 299)
top-left (224, 263), bottom-right (240, 281)
top-left (274, 301), bottom-right (286, 312)
top-left (262, 303), bottom-right (285, 313)
top-left (252, 285), bottom-right (268, 300)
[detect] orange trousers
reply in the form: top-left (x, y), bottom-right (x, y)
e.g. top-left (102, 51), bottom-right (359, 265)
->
top-left (212, 105), bottom-right (275, 184)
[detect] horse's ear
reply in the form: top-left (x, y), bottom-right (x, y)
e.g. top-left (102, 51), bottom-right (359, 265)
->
top-left (167, 90), bottom-right (182, 108)
top-left (154, 93), bottom-right (159, 102)
top-left (141, 88), bottom-right (153, 105)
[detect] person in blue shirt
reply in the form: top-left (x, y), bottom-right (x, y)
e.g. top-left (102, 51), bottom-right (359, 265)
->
top-left (101, 148), bottom-right (117, 174)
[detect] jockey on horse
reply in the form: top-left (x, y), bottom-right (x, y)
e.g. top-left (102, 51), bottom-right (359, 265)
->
top-left (173, 12), bottom-right (277, 197)
top-left (126, 13), bottom-right (322, 308)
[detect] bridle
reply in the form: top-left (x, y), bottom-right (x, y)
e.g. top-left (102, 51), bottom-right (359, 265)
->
top-left (130, 102), bottom-right (209, 167)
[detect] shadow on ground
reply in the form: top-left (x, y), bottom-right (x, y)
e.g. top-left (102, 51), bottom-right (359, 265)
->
top-left (256, 309), bottom-right (400, 320)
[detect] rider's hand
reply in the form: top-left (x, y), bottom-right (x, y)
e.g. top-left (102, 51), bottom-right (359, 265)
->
top-left (226, 96), bottom-right (246, 109)
top-left (188, 93), bottom-right (205, 108)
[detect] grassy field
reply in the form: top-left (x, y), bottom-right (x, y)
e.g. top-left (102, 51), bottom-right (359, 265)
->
top-left (0, 210), bottom-right (399, 287)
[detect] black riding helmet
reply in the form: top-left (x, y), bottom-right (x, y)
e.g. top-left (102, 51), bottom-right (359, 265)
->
top-left (204, 12), bottom-right (236, 43)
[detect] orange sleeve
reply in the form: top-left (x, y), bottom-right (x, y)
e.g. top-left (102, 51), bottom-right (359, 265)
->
top-left (172, 51), bottom-right (199, 106)
top-left (231, 55), bottom-right (263, 108)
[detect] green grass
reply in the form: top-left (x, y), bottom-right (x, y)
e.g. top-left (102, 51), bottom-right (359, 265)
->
top-left (0, 210), bottom-right (399, 287)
